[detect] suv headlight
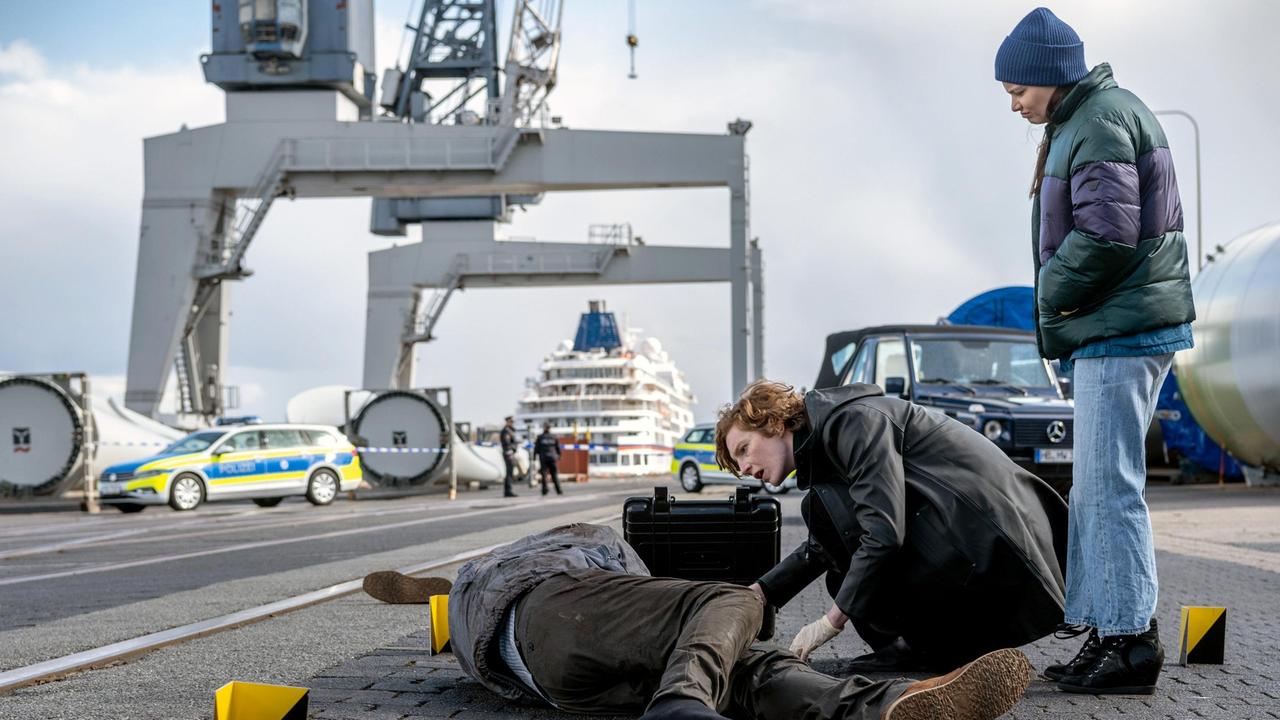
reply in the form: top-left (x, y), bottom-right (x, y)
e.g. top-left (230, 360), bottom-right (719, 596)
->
top-left (130, 469), bottom-right (170, 482)
top-left (983, 419), bottom-right (1004, 441)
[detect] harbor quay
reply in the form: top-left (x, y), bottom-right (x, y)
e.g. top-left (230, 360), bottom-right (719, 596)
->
top-left (3, 2), bottom-right (1279, 719)
top-left (0, 480), bottom-right (1276, 719)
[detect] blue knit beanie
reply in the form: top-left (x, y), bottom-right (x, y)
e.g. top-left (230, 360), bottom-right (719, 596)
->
top-left (995, 7), bottom-right (1087, 86)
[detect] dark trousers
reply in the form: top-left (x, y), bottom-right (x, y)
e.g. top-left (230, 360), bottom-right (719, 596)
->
top-left (502, 453), bottom-right (517, 496)
top-left (538, 457), bottom-right (561, 495)
top-left (514, 570), bottom-right (911, 719)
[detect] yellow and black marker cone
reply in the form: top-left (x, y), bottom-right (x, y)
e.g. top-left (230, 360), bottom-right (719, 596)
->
top-left (214, 681), bottom-right (308, 720)
top-left (429, 594), bottom-right (451, 655)
top-left (1178, 606), bottom-right (1226, 665)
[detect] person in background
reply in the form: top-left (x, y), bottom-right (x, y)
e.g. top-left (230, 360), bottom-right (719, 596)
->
top-left (500, 416), bottom-right (520, 498)
top-left (534, 422), bottom-right (563, 496)
top-left (995, 6), bottom-right (1195, 694)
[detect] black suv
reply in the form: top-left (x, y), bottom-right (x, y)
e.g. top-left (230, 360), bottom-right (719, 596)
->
top-left (815, 324), bottom-right (1075, 489)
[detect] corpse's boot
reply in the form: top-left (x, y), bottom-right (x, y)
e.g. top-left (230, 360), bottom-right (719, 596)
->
top-left (362, 572), bottom-right (452, 604)
top-left (881, 648), bottom-right (1032, 720)
top-left (1043, 625), bottom-right (1101, 681)
top-left (1056, 620), bottom-right (1163, 695)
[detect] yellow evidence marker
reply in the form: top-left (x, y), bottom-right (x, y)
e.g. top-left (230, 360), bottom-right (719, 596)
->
top-left (1178, 606), bottom-right (1226, 665)
top-left (430, 594), bottom-right (451, 654)
top-left (214, 681), bottom-right (308, 720)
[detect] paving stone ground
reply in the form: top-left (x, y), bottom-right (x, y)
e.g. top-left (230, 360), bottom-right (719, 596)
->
top-left (307, 485), bottom-right (1280, 719)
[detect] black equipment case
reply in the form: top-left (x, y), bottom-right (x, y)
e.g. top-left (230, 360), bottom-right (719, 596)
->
top-left (623, 486), bottom-right (781, 639)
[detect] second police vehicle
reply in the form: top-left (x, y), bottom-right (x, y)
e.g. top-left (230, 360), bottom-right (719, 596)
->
top-left (672, 424), bottom-right (798, 495)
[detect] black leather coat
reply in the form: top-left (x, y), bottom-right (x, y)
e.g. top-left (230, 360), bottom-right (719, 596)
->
top-left (757, 384), bottom-right (1068, 664)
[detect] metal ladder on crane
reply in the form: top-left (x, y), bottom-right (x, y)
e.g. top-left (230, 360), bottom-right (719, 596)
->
top-left (395, 255), bottom-right (469, 387)
top-left (174, 141), bottom-right (292, 418)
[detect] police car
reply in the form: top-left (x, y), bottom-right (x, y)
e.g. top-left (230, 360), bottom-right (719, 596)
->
top-left (98, 424), bottom-right (362, 513)
top-left (671, 424), bottom-right (797, 495)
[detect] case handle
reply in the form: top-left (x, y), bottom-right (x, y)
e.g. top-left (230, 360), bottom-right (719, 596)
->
top-left (654, 486), bottom-right (670, 513)
top-left (734, 486), bottom-right (751, 512)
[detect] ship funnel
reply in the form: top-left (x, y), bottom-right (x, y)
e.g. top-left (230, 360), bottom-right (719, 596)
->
top-left (573, 300), bottom-right (622, 352)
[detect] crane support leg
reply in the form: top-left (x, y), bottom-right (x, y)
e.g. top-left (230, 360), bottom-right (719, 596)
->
top-left (192, 283), bottom-right (231, 415)
top-left (729, 179), bottom-right (750, 396)
top-left (364, 285), bottom-right (419, 390)
top-left (125, 197), bottom-right (224, 417)
top-left (751, 239), bottom-right (764, 381)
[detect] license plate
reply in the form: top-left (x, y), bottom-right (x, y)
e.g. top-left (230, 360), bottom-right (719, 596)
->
top-left (100, 482), bottom-right (122, 495)
top-left (1036, 448), bottom-right (1073, 463)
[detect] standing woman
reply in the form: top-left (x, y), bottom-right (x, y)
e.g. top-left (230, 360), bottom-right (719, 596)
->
top-left (995, 7), bottom-right (1195, 694)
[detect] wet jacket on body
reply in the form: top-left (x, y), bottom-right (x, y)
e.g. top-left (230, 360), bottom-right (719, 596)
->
top-left (757, 384), bottom-right (1069, 665)
top-left (1033, 63), bottom-right (1195, 360)
top-left (449, 524), bottom-right (650, 701)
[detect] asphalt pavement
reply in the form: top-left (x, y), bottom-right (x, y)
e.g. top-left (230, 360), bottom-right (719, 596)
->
top-left (1, 482), bottom-right (1277, 719)
top-left (298, 483), bottom-right (1280, 720)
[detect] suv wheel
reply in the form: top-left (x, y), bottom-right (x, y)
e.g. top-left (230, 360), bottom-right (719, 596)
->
top-left (168, 474), bottom-right (204, 511)
top-left (306, 469), bottom-right (339, 506)
top-left (679, 463), bottom-right (703, 493)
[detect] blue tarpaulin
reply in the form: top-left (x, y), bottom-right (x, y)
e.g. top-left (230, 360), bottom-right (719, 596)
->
top-left (946, 286), bottom-right (1035, 331)
top-left (1156, 369), bottom-right (1243, 479)
top-left (947, 285), bottom-right (1238, 477)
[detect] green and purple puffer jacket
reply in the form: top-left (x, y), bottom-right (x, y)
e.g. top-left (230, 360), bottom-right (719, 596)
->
top-left (1032, 63), bottom-right (1195, 360)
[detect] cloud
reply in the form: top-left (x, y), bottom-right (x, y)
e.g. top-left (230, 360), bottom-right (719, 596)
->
top-left (0, 39), bottom-right (46, 80)
top-left (2, 1), bottom-right (1278, 427)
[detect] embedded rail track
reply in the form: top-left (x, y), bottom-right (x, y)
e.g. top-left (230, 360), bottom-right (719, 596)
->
top-left (0, 489), bottom-right (630, 694)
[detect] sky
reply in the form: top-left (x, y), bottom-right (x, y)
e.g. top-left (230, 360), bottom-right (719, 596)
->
top-left (1, 0), bottom-right (1277, 426)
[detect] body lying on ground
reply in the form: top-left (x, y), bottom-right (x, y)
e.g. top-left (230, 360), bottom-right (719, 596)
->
top-left (446, 523), bottom-right (1032, 720)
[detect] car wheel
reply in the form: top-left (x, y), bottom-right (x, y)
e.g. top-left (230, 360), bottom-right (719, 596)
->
top-left (115, 503), bottom-right (146, 513)
top-left (168, 474), bottom-right (204, 511)
top-left (252, 497), bottom-right (284, 508)
top-left (763, 481), bottom-right (790, 495)
top-left (679, 463), bottom-right (703, 493)
top-left (306, 468), bottom-right (339, 506)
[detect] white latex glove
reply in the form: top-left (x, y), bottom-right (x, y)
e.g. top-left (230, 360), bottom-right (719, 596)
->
top-left (789, 615), bottom-right (842, 661)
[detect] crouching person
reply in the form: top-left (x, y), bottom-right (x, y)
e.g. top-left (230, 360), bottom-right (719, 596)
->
top-left (718, 380), bottom-right (1070, 673)
top-left (448, 522), bottom-right (1033, 720)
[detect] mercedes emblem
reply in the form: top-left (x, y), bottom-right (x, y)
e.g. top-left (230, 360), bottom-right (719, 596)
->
top-left (1046, 420), bottom-right (1067, 444)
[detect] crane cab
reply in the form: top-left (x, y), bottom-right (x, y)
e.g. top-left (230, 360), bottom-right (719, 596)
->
top-left (238, 0), bottom-right (307, 60)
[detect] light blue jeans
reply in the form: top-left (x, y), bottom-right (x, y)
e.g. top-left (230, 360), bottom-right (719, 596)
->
top-left (1064, 353), bottom-right (1173, 636)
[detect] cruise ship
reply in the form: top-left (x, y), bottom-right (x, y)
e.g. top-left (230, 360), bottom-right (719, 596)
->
top-left (515, 301), bottom-right (696, 477)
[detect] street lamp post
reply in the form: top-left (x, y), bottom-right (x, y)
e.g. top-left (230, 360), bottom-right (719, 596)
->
top-left (1155, 109), bottom-right (1202, 271)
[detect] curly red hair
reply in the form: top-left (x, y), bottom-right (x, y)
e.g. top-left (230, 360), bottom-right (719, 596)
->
top-left (714, 379), bottom-right (809, 476)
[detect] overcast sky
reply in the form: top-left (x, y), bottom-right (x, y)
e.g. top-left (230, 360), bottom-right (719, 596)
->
top-left (1, 1), bottom-right (1276, 425)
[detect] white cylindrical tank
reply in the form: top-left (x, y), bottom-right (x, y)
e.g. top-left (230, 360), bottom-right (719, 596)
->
top-left (285, 386), bottom-right (503, 486)
top-left (0, 376), bottom-right (85, 495)
top-left (349, 390), bottom-right (450, 486)
top-left (1175, 221), bottom-right (1280, 472)
top-left (0, 375), bottom-right (182, 496)
top-left (286, 385), bottom-right (374, 427)
top-left (91, 396), bottom-right (184, 470)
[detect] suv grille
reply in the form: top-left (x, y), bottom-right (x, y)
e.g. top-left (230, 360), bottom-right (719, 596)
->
top-left (1013, 418), bottom-right (1073, 448)
top-left (103, 471), bottom-right (135, 482)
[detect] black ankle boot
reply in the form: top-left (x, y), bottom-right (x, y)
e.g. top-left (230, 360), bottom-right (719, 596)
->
top-left (1057, 619), bottom-right (1163, 695)
top-left (1043, 626), bottom-right (1101, 681)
